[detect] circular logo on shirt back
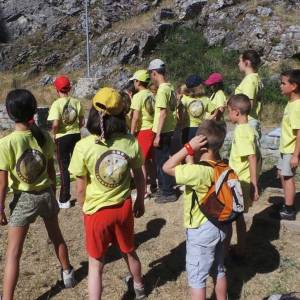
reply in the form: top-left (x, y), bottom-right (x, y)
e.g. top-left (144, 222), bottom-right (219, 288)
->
top-left (144, 95), bottom-right (155, 116)
top-left (188, 100), bottom-right (204, 118)
top-left (95, 150), bottom-right (130, 188)
top-left (16, 149), bottom-right (46, 184)
top-left (62, 105), bottom-right (77, 125)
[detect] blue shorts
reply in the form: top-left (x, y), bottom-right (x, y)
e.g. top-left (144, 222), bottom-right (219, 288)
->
top-left (186, 220), bottom-right (227, 289)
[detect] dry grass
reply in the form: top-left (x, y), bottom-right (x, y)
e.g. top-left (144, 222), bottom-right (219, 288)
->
top-left (0, 178), bottom-right (299, 299)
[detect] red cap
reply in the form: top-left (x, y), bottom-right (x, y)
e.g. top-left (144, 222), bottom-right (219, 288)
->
top-left (54, 75), bottom-right (71, 93)
top-left (204, 73), bottom-right (223, 86)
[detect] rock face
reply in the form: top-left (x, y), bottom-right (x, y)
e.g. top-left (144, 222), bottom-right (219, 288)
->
top-left (0, 0), bottom-right (300, 91)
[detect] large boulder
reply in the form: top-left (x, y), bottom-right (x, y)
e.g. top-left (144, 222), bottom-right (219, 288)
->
top-left (73, 77), bottom-right (101, 99)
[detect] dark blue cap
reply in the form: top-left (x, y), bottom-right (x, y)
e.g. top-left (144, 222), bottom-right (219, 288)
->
top-left (185, 74), bottom-right (203, 88)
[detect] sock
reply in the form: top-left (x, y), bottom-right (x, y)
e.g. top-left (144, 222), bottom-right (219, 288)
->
top-left (133, 280), bottom-right (144, 289)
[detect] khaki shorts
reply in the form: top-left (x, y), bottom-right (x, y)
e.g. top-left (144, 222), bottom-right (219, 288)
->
top-left (277, 153), bottom-right (295, 177)
top-left (9, 188), bottom-right (59, 226)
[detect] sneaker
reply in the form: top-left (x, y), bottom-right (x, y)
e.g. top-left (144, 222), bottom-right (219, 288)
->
top-left (279, 206), bottom-right (296, 221)
top-left (150, 189), bottom-right (162, 199)
top-left (154, 194), bottom-right (178, 204)
top-left (124, 275), bottom-right (146, 299)
top-left (61, 267), bottom-right (76, 288)
top-left (58, 200), bottom-right (71, 209)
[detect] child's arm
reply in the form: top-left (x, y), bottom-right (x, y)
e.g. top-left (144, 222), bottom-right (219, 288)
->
top-left (132, 167), bottom-right (145, 218)
top-left (52, 120), bottom-right (60, 138)
top-left (47, 158), bottom-right (57, 196)
top-left (248, 154), bottom-right (259, 201)
top-left (79, 116), bottom-right (85, 128)
top-left (163, 135), bottom-right (207, 176)
top-left (75, 176), bottom-right (87, 208)
top-left (290, 129), bottom-right (300, 169)
top-left (153, 109), bottom-right (167, 147)
top-left (130, 110), bottom-right (140, 135)
top-left (0, 170), bottom-right (8, 225)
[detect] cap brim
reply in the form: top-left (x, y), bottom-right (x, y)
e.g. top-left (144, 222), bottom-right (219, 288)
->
top-left (129, 76), bottom-right (136, 81)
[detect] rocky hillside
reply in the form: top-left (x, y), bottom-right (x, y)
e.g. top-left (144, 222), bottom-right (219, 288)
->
top-left (0, 0), bottom-right (300, 97)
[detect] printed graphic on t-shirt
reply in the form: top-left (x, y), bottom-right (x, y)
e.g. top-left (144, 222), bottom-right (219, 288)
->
top-left (144, 95), bottom-right (155, 116)
top-left (188, 100), bottom-right (204, 118)
top-left (62, 104), bottom-right (77, 125)
top-left (95, 150), bottom-right (130, 188)
top-left (169, 91), bottom-right (177, 112)
top-left (16, 149), bottom-right (46, 184)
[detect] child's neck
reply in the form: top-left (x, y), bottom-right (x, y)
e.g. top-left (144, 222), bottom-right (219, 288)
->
top-left (236, 114), bottom-right (248, 125)
top-left (58, 92), bottom-right (69, 98)
top-left (244, 68), bottom-right (256, 76)
top-left (157, 76), bottom-right (167, 86)
top-left (199, 151), bottom-right (220, 162)
top-left (15, 123), bottom-right (29, 131)
top-left (137, 86), bottom-right (146, 92)
top-left (289, 92), bottom-right (300, 102)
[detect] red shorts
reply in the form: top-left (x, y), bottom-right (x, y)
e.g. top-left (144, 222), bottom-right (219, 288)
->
top-left (137, 129), bottom-right (155, 160)
top-left (84, 198), bottom-right (134, 259)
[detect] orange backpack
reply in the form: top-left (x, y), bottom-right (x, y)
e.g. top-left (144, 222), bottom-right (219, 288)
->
top-left (190, 161), bottom-right (244, 225)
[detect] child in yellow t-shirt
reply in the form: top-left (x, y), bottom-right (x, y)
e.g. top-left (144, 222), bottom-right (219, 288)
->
top-left (277, 69), bottom-right (300, 220)
top-left (47, 75), bottom-right (85, 208)
top-left (0, 89), bottom-right (75, 299)
top-left (235, 50), bottom-right (263, 137)
top-left (69, 87), bottom-right (146, 300)
top-left (227, 94), bottom-right (261, 258)
top-left (130, 69), bottom-right (157, 198)
top-left (204, 72), bottom-right (227, 121)
top-left (163, 120), bottom-right (228, 300)
top-left (180, 74), bottom-right (216, 163)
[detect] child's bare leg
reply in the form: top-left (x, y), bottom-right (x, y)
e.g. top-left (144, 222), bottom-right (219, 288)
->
top-left (236, 215), bottom-right (246, 256)
top-left (191, 287), bottom-right (206, 300)
top-left (282, 175), bottom-right (295, 206)
top-left (88, 256), bottom-right (104, 300)
top-left (3, 225), bottom-right (29, 300)
top-left (214, 275), bottom-right (227, 300)
top-left (123, 251), bottom-right (143, 285)
top-left (43, 216), bottom-right (71, 270)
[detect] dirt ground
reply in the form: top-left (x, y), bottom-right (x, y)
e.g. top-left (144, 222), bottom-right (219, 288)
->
top-left (0, 175), bottom-right (300, 300)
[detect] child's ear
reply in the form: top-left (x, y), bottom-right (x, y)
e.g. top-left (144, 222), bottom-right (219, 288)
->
top-left (291, 83), bottom-right (299, 93)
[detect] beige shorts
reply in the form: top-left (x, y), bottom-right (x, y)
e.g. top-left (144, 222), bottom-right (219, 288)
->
top-left (277, 153), bottom-right (295, 177)
top-left (9, 188), bottom-right (59, 226)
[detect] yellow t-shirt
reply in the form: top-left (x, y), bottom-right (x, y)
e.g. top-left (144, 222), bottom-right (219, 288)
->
top-left (0, 130), bottom-right (54, 192)
top-left (69, 134), bottom-right (143, 215)
top-left (130, 89), bottom-right (155, 131)
top-left (279, 99), bottom-right (300, 154)
top-left (181, 95), bottom-right (216, 128)
top-left (235, 73), bottom-right (263, 121)
top-left (175, 164), bottom-right (214, 228)
top-left (152, 83), bottom-right (177, 133)
top-left (229, 123), bottom-right (261, 183)
top-left (47, 96), bottom-right (84, 139)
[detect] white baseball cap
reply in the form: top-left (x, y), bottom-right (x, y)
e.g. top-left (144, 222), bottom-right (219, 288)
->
top-left (148, 58), bottom-right (165, 71)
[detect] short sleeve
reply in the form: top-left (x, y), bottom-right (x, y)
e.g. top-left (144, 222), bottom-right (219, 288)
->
top-left (207, 100), bottom-right (216, 113)
top-left (130, 94), bottom-right (142, 111)
top-left (175, 164), bottom-right (212, 187)
top-left (69, 143), bottom-right (87, 177)
top-left (130, 140), bottom-right (144, 169)
top-left (234, 132), bottom-right (256, 157)
top-left (47, 102), bottom-right (60, 121)
top-left (155, 89), bottom-right (168, 109)
top-left (290, 104), bottom-right (300, 130)
top-left (0, 142), bottom-right (9, 171)
top-left (235, 77), bottom-right (257, 100)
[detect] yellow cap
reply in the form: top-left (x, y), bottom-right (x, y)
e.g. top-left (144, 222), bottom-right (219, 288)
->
top-left (129, 69), bottom-right (150, 83)
top-left (93, 87), bottom-right (124, 116)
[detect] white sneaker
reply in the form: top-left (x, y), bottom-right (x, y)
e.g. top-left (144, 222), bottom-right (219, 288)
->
top-left (58, 200), bottom-right (71, 209)
top-left (61, 267), bottom-right (76, 288)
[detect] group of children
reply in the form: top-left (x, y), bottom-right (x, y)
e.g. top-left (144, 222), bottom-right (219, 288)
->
top-left (0, 49), bottom-right (299, 300)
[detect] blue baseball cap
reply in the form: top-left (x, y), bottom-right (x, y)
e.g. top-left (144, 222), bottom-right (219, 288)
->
top-left (185, 74), bottom-right (203, 88)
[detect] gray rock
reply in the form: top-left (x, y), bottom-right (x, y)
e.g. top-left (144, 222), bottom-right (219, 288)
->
top-left (175, 0), bottom-right (207, 20)
top-left (256, 6), bottom-right (273, 17)
top-left (73, 77), bottom-right (101, 99)
top-left (40, 74), bottom-right (53, 86)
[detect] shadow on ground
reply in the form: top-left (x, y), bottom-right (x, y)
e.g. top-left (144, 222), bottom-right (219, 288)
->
top-left (35, 218), bottom-right (166, 299)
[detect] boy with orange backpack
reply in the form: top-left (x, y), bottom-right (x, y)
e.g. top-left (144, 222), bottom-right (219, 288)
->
top-left (163, 120), bottom-right (244, 300)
